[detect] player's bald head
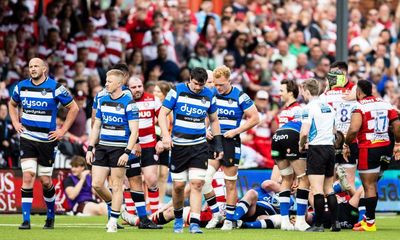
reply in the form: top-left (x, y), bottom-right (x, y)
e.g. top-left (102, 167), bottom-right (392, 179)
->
top-left (29, 58), bottom-right (46, 67)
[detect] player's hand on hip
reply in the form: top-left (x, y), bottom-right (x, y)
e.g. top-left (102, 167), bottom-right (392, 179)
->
top-left (206, 130), bottom-right (213, 141)
top-left (118, 153), bottom-right (129, 166)
top-left (223, 129), bottom-right (237, 139)
top-left (13, 122), bottom-right (25, 134)
top-left (155, 140), bottom-right (164, 154)
top-left (133, 143), bottom-right (142, 157)
top-left (86, 151), bottom-right (94, 165)
top-left (162, 135), bottom-right (173, 150)
top-left (49, 129), bottom-right (66, 141)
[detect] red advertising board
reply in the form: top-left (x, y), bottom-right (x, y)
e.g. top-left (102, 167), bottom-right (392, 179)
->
top-left (0, 169), bottom-right (70, 213)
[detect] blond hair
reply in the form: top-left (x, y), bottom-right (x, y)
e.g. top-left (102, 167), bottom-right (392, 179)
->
top-left (213, 65), bottom-right (231, 80)
top-left (302, 78), bottom-right (320, 96)
top-left (106, 69), bottom-right (125, 82)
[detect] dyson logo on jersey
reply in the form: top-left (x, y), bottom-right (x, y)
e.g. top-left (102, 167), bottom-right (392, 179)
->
top-left (218, 108), bottom-right (235, 116)
top-left (180, 104), bottom-right (207, 115)
top-left (22, 98), bottom-right (48, 108)
top-left (273, 134), bottom-right (288, 141)
top-left (102, 114), bottom-right (123, 123)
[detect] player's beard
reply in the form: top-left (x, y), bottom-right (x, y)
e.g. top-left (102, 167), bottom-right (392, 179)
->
top-left (30, 71), bottom-right (43, 81)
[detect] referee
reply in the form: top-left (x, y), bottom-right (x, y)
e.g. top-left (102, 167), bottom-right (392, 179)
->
top-left (299, 79), bottom-right (340, 232)
top-left (9, 58), bottom-right (79, 230)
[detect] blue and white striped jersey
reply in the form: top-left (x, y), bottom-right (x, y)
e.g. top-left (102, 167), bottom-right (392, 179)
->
top-left (92, 85), bottom-right (132, 110)
top-left (163, 83), bottom-right (217, 146)
top-left (96, 92), bottom-right (139, 148)
top-left (216, 87), bottom-right (253, 134)
top-left (12, 78), bottom-right (73, 142)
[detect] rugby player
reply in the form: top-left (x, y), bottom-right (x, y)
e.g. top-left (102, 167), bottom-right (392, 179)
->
top-left (203, 65), bottom-right (259, 230)
top-left (9, 58), bottom-right (79, 230)
top-left (158, 67), bottom-right (224, 234)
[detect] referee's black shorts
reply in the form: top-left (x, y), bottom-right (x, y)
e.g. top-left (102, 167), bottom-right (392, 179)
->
top-left (306, 145), bottom-right (335, 177)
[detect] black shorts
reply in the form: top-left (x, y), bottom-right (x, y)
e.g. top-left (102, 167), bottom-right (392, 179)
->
top-left (93, 144), bottom-right (125, 168)
top-left (272, 129), bottom-right (304, 161)
top-left (306, 145), bottom-right (335, 177)
top-left (20, 138), bottom-right (58, 167)
top-left (141, 147), bottom-right (159, 167)
top-left (335, 142), bottom-right (358, 165)
top-left (170, 142), bottom-right (208, 173)
top-left (126, 155), bottom-right (141, 178)
top-left (158, 150), bottom-right (169, 167)
top-left (358, 145), bottom-right (392, 171)
top-left (337, 202), bottom-right (358, 229)
top-left (208, 136), bottom-right (241, 167)
top-left (241, 202), bottom-right (277, 222)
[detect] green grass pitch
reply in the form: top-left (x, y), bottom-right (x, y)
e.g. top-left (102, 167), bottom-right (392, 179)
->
top-left (0, 214), bottom-right (399, 240)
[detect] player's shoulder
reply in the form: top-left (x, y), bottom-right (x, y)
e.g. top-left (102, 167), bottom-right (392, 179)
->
top-left (96, 88), bottom-right (108, 98)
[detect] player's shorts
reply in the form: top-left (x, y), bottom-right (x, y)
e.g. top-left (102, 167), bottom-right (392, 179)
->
top-left (158, 149), bottom-right (170, 166)
top-left (271, 129), bottom-right (305, 161)
top-left (306, 145), bottom-right (335, 177)
top-left (208, 136), bottom-right (241, 167)
top-left (241, 201), bottom-right (277, 222)
top-left (93, 144), bottom-right (125, 168)
top-left (140, 147), bottom-right (159, 167)
top-left (337, 202), bottom-right (359, 229)
top-left (335, 142), bottom-right (358, 166)
top-left (126, 154), bottom-right (141, 178)
top-left (358, 145), bottom-right (392, 173)
top-left (20, 138), bottom-right (58, 167)
top-left (170, 142), bottom-right (208, 173)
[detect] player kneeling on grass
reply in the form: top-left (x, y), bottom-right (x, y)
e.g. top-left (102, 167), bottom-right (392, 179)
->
top-left (86, 69), bottom-right (139, 233)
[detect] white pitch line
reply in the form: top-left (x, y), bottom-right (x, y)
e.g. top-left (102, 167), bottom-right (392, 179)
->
top-left (0, 223), bottom-right (106, 228)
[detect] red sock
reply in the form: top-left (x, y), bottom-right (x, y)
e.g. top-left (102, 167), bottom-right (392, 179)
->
top-left (147, 187), bottom-right (159, 213)
top-left (124, 191), bottom-right (136, 215)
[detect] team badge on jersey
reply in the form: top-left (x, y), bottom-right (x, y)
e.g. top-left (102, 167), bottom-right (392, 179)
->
top-left (41, 89), bottom-right (47, 96)
top-left (228, 99), bottom-right (233, 105)
top-left (201, 97), bottom-right (206, 104)
top-left (116, 104), bottom-right (122, 111)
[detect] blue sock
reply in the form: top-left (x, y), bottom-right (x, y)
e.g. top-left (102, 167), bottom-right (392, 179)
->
top-left (296, 189), bottom-right (309, 217)
top-left (279, 190), bottom-right (291, 216)
top-left (43, 185), bottom-right (55, 219)
top-left (110, 209), bottom-right (120, 221)
top-left (106, 201), bottom-right (112, 219)
top-left (130, 191), bottom-right (147, 218)
top-left (234, 200), bottom-right (249, 221)
top-left (205, 196), bottom-right (220, 214)
top-left (333, 182), bottom-right (343, 194)
top-left (21, 188), bottom-right (33, 222)
top-left (226, 204), bottom-right (236, 221)
top-left (358, 198), bottom-right (366, 222)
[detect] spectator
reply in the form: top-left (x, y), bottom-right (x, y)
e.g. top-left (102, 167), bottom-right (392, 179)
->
top-left (38, 2), bottom-right (60, 43)
top-left (307, 45), bottom-right (324, 70)
top-left (289, 30), bottom-right (309, 56)
top-left (146, 44), bottom-right (180, 83)
top-left (142, 26), bottom-right (177, 63)
top-left (188, 41), bottom-right (216, 70)
top-left (271, 40), bottom-right (297, 71)
top-left (0, 102), bottom-right (16, 168)
top-left (63, 156), bottom-right (107, 216)
top-left (38, 28), bottom-right (67, 69)
top-left (128, 49), bottom-right (146, 78)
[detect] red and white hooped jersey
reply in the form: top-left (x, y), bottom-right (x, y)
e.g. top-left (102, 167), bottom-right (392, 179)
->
top-left (353, 96), bottom-right (398, 148)
top-left (319, 82), bottom-right (357, 135)
top-left (136, 92), bottom-right (161, 148)
top-left (277, 101), bottom-right (303, 128)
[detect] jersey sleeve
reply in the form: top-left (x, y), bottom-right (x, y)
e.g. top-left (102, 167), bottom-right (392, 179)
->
top-left (93, 93), bottom-right (99, 110)
top-left (11, 83), bottom-right (21, 103)
top-left (352, 103), bottom-right (362, 114)
top-left (95, 100), bottom-right (102, 119)
top-left (388, 107), bottom-right (399, 123)
top-left (63, 176), bottom-right (75, 189)
top-left (239, 92), bottom-right (254, 111)
top-left (301, 105), bottom-right (313, 124)
top-left (126, 100), bottom-right (139, 121)
top-left (162, 88), bottom-right (177, 110)
top-left (54, 83), bottom-right (73, 106)
top-left (208, 95), bottom-right (218, 114)
top-left (154, 97), bottom-right (162, 116)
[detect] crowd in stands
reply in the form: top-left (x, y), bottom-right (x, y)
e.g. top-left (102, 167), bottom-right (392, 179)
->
top-left (1, 0), bottom-right (400, 169)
